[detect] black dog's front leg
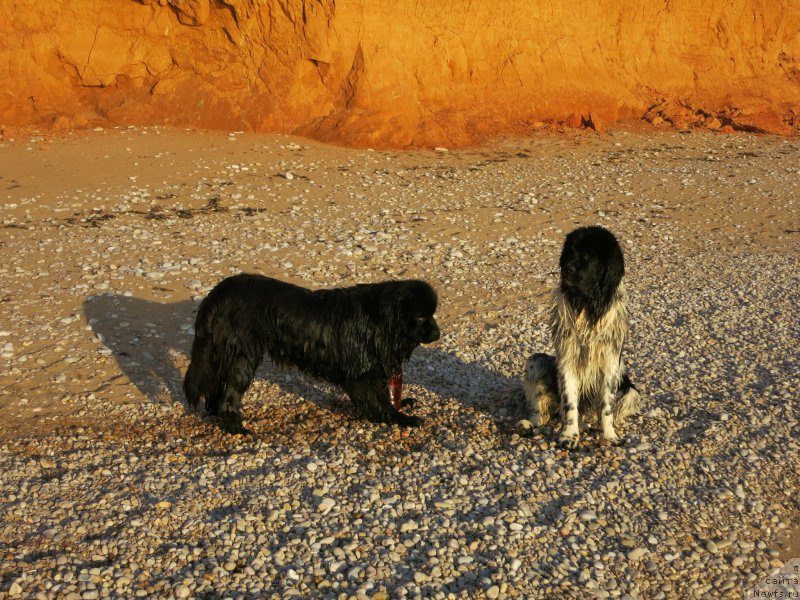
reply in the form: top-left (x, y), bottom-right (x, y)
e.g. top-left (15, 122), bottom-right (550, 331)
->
top-left (389, 371), bottom-right (416, 410)
top-left (344, 377), bottom-right (421, 427)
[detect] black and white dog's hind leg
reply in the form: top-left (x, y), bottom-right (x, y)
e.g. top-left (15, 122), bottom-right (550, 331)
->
top-left (522, 353), bottom-right (558, 427)
top-left (614, 364), bottom-right (642, 427)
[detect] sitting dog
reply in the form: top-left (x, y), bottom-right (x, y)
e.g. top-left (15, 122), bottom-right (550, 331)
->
top-left (523, 226), bottom-right (640, 448)
top-left (184, 274), bottom-right (440, 434)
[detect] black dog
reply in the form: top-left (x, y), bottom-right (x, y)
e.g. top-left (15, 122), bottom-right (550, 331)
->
top-left (184, 274), bottom-right (440, 434)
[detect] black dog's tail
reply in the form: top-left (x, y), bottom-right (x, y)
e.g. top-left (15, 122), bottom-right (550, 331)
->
top-left (183, 321), bottom-right (218, 410)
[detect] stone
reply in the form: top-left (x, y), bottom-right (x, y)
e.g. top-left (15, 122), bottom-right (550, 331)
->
top-left (627, 547), bottom-right (648, 561)
top-left (0, 3), bottom-right (796, 148)
top-left (400, 520), bottom-right (419, 533)
top-left (587, 112), bottom-right (606, 133)
top-left (318, 497), bottom-right (336, 514)
top-left (564, 113), bottom-right (583, 129)
top-left (731, 110), bottom-right (794, 135)
top-left (170, 0), bottom-right (212, 26)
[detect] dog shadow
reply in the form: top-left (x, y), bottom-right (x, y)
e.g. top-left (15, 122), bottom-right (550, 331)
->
top-left (83, 293), bottom-right (196, 405)
top-left (407, 346), bottom-right (522, 418)
top-left (84, 294), bottom-right (523, 422)
top-left (83, 294), bottom-right (348, 413)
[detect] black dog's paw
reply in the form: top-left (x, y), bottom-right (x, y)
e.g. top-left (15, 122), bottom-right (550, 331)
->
top-left (220, 411), bottom-right (250, 435)
top-left (399, 397), bottom-right (416, 410)
top-left (395, 412), bottom-right (422, 427)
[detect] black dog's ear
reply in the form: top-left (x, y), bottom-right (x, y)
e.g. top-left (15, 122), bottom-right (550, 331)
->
top-left (371, 285), bottom-right (409, 372)
top-left (383, 284), bottom-right (412, 319)
top-left (392, 281), bottom-right (428, 317)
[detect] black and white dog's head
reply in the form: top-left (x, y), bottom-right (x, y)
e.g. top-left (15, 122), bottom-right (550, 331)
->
top-left (559, 225), bottom-right (624, 324)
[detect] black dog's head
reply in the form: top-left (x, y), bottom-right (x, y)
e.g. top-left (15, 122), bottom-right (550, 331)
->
top-left (398, 280), bottom-right (440, 344)
top-left (559, 226), bottom-right (624, 323)
top-left (377, 280), bottom-right (440, 369)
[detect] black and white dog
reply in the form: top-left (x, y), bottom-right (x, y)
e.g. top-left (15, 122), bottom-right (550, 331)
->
top-left (523, 226), bottom-right (640, 448)
top-left (184, 274), bottom-right (440, 434)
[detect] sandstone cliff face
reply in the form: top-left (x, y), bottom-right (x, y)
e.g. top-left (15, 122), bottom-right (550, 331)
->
top-left (2, 0), bottom-right (799, 146)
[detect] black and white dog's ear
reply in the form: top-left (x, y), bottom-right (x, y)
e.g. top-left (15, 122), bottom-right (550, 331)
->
top-left (601, 250), bottom-right (625, 296)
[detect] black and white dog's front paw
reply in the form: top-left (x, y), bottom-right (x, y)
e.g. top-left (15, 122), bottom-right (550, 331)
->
top-left (600, 431), bottom-right (625, 446)
top-left (558, 430), bottom-right (580, 450)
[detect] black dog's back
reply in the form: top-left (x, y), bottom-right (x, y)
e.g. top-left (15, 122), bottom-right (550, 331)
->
top-left (193, 275), bottom-right (386, 383)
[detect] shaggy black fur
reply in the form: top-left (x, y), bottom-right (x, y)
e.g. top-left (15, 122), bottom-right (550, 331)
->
top-left (559, 225), bottom-right (625, 325)
top-left (183, 274), bottom-right (440, 434)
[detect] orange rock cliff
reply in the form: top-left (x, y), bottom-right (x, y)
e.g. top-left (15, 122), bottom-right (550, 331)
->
top-left (2, 0), bottom-right (799, 147)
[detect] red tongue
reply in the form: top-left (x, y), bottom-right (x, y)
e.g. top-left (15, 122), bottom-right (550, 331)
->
top-left (389, 371), bottom-right (403, 409)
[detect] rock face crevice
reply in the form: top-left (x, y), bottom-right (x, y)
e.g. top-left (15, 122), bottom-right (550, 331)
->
top-left (2, 0), bottom-right (799, 146)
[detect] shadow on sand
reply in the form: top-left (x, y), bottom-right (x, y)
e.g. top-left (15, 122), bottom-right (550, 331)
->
top-left (83, 293), bottom-right (520, 421)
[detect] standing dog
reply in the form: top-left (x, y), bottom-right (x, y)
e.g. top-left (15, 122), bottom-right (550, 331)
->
top-left (184, 274), bottom-right (440, 434)
top-left (523, 226), bottom-right (640, 448)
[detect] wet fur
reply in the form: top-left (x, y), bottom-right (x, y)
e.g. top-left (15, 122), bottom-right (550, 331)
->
top-left (184, 274), bottom-right (440, 434)
top-left (523, 226), bottom-right (640, 447)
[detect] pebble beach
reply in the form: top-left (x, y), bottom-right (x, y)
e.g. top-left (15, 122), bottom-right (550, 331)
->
top-left (0, 127), bottom-right (798, 599)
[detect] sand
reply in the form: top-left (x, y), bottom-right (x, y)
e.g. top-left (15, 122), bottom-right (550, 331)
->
top-left (0, 126), bottom-right (798, 597)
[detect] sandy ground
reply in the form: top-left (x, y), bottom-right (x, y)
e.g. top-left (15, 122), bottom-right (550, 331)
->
top-left (0, 126), bottom-right (798, 597)
top-left (2, 126), bottom-right (797, 435)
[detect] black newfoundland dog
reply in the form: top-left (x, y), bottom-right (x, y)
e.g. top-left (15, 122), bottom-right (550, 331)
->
top-left (523, 226), bottom-right (640, 448)
top-left (184, 274), bottom-right (440, 434)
